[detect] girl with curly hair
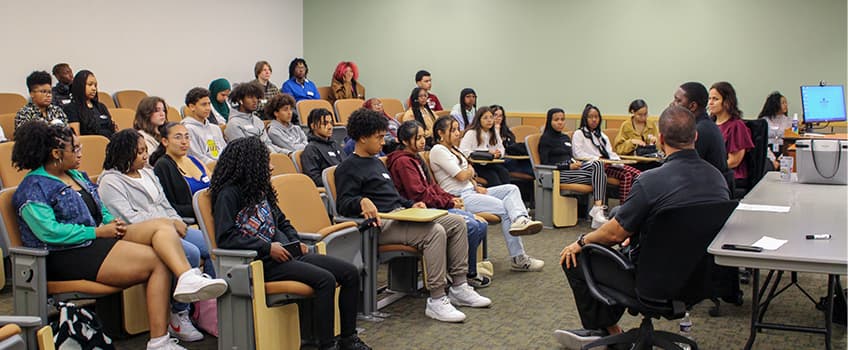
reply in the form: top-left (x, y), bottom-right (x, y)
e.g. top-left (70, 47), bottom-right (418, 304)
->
top-left (11, 121), bottom-right (226, 350)
top-left (210, 136), bottom-right (370, 350)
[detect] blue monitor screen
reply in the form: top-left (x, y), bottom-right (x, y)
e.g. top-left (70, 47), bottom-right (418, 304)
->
top-left (800, 85), bottom-right (846, 123)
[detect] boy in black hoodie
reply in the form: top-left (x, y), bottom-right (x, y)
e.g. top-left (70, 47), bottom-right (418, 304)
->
top-left (301, 108), bottom-right (344, 186)
top-left (335, 109), bottom-right (491, 323)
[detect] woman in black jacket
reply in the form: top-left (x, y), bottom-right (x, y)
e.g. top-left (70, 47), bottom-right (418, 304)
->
top-left (63, 70), bottom-right (116, 137)
top-left (537, 108), bottom-right (608, 228)
top-left (152, 122), bottom-right (211, 220)
top-left (211, 137), bottom-right (369, 350)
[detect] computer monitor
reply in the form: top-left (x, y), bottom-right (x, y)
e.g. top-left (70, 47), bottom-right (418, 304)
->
top-left (800, 85), bottom-right (846, 124)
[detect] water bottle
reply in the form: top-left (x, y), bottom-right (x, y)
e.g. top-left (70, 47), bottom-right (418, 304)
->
top-left (677, 312), bottom-right (693, 350)
top-left (791, 113), bottom-right (799, 133)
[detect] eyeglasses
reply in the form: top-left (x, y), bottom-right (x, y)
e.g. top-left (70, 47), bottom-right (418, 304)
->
top-left (33, 89), bottom-right (52, 95)
top-left (170, 134), bottom-right (191, 141)
top-left (61, 145), bottom-right (82, 154)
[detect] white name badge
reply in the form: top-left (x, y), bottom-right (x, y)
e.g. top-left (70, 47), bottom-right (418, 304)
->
top-left (307, 91), bottom-right (314, 96)
top-left (62, 99), bottom-right (71, 105)
top-left (260, 99), bottom-right (268, 104)
top-left (564, 142), bottom-right (572, 147)
top-left (382, 173), bottom-right (391, 179)
top-left (99, 114), bottom-right (108, 119)
top-left (201, 176), bottom-right (210, 183)
top-left (328, 151), bottom-right (336, 157)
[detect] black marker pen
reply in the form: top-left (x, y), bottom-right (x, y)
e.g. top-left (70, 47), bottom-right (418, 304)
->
top-left (805, 234), bottom-right (831, 240)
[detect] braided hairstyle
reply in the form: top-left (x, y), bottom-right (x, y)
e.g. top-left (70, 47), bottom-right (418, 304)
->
top-left (12, 121), bottom-right (76, 170)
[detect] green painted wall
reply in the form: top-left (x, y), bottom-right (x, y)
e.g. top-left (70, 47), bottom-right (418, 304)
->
top-left (305, 0), bottom-right (847, 118)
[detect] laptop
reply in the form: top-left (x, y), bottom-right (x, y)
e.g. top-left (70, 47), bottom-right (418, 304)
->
top-left (795, 139), bottom-right (848, 185)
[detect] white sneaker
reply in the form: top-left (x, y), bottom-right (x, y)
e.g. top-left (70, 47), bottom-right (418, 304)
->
top-left (510, 254), bottom-right (544, 272)
top-left (147, 337), bottom-right (187, 350)
top-left (448, 283), bottom-right (492, 307)
top-left (173, 268), bottom-right (228, 303)
top-left (589, 205), bottom-right (608, 229)
top-left (508, 216), bottom-right (544, 236)
top-left (168, 310), bottom-right (203, 342)
top-left (425, 296), bottom-right (466, 322)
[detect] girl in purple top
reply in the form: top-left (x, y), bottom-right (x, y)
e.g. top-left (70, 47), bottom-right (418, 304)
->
top-left (709, 81), bottom-right (753, 185)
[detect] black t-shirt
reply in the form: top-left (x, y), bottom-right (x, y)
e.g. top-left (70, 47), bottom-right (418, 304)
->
top-left (77, 189), bottom-right (103, 226)
top-left (614, 149), bottom-right (729, 261)
top-left (63, 101), bottom-right (115, 137)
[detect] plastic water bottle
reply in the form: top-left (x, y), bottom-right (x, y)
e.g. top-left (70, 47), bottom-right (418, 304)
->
top-left (677, 312), bottom-right (693, 350)
top-left (791, 113), bottom-right (799, 133)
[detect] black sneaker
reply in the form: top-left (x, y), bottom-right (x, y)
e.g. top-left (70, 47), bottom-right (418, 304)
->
top-left (339, 335), bottom-right (371, 350)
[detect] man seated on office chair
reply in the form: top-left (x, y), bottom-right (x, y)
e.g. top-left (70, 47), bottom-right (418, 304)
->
top-left (554, 105), bottom-right (730, 350)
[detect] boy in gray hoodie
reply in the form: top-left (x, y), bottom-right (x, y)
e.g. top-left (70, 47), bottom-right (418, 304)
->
top-left (265, 93), bottom-right (307, 154)
top-left (224, 82), bottom-right (280, 152)
top-left (182, 87), bottom-right (227, 164)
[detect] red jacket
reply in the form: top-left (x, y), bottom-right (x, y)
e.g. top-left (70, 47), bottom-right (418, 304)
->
top-left (386, 150), bottom-right (455, 209)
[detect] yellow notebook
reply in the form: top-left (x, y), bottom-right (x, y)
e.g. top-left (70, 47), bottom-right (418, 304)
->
top-left (379, 208), bottom-right (448, 222)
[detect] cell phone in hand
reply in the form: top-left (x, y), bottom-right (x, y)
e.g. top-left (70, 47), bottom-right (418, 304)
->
top-left (282, 241), bottom-right (303, 258)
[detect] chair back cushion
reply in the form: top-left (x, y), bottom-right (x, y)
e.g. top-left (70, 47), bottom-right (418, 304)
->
top-left (635, 200), bottom-right (738, 303)
top-left (744, 119), bottom-right (769, 188)
top-left (272, 174), bottom-right (331, 232)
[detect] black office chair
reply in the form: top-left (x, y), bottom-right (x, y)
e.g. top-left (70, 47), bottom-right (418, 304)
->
top-left (579, 200), bottom-right (738, 350)
top-left (733, 119), bottom-right (768, 199)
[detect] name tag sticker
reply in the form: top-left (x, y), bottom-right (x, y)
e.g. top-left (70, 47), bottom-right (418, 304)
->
top-left (62, 99), bottom-right (71, 105)
top-left (328, 151), bottom-right (336, 157)
top-left (201, 176), bottom-right (210, 183)
top-left (99, 114), bottom-right (108, 119)
top-left (564, 142), bottom-right (572, 147)
top-left (307, 91), bottom-right (314, 96)
top-left (382, 173), bottom-right (391, 179)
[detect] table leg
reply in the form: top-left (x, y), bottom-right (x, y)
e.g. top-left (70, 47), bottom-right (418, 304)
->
top-left (757, 270), bottom-right (783, 324)
top-left (744, 268), bottom-right (760, 350)
top-left (824, 275), bottom-right (835, 350)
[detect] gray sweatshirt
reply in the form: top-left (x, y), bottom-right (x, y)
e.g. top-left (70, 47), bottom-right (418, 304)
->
top-left (224, 108), bottom-right (277, 152)
top-left (97, 168), bottom-right (181, 223)
top-left (182, 116), bottom-right (227, 164)
top-left (267, 120), bottom-right (308, 154)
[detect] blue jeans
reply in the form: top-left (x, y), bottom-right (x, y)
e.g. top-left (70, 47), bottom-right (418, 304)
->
top-left (173, 228), bottom-right (214, 312)
top-left (458, 184), bottom-right (528, 258)
top-left (448, 209), bottom-right (487, 276)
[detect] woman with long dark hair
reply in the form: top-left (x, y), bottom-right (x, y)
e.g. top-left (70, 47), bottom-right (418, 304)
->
top-left (429, 116), bottom-right (545, 272)
top-left (709, 81), bottom-right (753, 187)
top-left (450, 88), bottom-right (477, 130)
top-left (386, 121), bottom-right (490, 287)
top-left (572, 104), bottom-right (641, 203)
top-left (757, 91), bottom-right (791, 170)
top-left (151, 122), bottom-right (211, 220)
top-left (458, 107), bottom-right (512, 186)
top-left (491, 104), bottom-right (534, 177)
top-left (211, 137), bottom-right (370, 350)
top-left (62, 70), bottom-right (116, 137)
top-left (11, 121), bottom-right (226, 350)
top-left (537, 108), bottom-right (609, 228)
top-left (402, 87), bottom-right (438, 145)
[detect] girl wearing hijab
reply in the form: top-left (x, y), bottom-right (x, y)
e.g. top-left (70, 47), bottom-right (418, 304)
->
top-left (208, 78), bottom-right (230, 125)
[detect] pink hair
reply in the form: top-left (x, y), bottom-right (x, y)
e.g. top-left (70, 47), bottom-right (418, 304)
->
top-left (333, 61), bottom-right (359, 82)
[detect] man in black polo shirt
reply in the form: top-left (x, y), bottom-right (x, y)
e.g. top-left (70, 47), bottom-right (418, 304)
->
top-left (554, 106), bottom-right (730, 349)
top-left (673, 81), bottom-right (734, 194)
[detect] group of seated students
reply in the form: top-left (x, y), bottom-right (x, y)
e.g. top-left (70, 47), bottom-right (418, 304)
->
top-left (2, 53), bottom-right (782, 348)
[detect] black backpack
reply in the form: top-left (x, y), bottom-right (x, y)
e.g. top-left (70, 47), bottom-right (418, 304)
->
top-left (51, 302), bottom-right (115, 350)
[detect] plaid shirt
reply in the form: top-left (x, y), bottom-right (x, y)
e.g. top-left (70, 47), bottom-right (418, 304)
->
top-left (15, 102), bottom-right (68, 128)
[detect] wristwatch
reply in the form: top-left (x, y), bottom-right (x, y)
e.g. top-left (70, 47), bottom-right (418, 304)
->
top-left (577, 233), bottom-right (588, 247)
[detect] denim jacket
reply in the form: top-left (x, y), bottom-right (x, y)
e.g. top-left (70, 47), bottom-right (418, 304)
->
top-left (12, 167), bottom-right (114, 251)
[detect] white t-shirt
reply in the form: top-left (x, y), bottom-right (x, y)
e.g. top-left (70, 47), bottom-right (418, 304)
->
top-left (429, 144), bottom-right (474, 195)
top-left (133, 171), bottom-right (162, 201)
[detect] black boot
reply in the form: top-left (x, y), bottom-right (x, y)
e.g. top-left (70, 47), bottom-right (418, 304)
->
top-left (339, 335), bottom-right (371, 350)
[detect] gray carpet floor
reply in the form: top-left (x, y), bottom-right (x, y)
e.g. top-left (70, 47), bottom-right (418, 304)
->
top-left (2, 219), bottom-right (845, 349)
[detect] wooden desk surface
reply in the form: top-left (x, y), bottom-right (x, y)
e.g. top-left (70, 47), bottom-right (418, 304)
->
top-left (503, 155), bottom-right (530, 160)
top-left (618, 155), bottom-right (662, 163)
top-left (469, 158), bottom-right (506, 164)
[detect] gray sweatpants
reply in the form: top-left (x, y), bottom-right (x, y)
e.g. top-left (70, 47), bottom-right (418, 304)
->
top-left (378, 213), bottom-right (469, 298)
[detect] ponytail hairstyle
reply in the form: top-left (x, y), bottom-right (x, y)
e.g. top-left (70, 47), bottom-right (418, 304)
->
top-left (466, 106), bottom-right (497, 146)
top-left (396, 120), bottom-right (423, 150)
top-left (433, 116), bottom-right (465, 166)
top-left (148, 122), bottom-right (182, 166)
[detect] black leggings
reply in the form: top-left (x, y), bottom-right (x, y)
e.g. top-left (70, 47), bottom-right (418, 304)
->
top-left (473, 163), bottom-right (511, 187)
top-left (263, 253), bottom-right (359, 345)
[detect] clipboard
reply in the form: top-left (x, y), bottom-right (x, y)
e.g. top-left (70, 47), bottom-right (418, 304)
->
top-left (379, 208), bottom-right (448, 222)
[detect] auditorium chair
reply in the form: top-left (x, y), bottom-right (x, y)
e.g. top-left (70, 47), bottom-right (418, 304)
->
top-left (525, 133), bottom-right (593, 228)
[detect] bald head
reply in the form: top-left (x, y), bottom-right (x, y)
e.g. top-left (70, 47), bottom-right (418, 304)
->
top-left (659, 106), bottom-right (696, 149)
